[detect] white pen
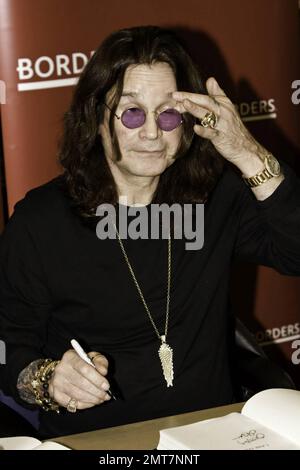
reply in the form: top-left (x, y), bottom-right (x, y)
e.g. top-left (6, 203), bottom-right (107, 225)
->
top-left (71, 339), bottom-right (116, 400)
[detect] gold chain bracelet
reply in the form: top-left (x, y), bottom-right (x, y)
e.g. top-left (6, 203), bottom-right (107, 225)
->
top-left (31, 359), bottom-right (60, 412)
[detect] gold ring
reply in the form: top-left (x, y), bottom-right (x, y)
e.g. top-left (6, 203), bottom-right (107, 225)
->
top-left (66, 398), bottom-right (77, 413)
top-left (200, 111), bottom-right (218, 129)
top-left (89, 353), bottom-right (102, 364)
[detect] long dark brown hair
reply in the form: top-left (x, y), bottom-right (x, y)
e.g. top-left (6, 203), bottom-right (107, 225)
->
top-left (58, 25), bottom-right (224, 219)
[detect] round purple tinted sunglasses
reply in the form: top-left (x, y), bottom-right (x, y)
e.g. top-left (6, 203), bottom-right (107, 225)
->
top-left (104, 104), bottom-right (183, 132)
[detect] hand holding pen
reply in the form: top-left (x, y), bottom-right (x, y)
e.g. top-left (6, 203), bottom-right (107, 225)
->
top-left (71, 339), bottom-right (116, 400)
top-left (47, 341), bottom-right (114, 412)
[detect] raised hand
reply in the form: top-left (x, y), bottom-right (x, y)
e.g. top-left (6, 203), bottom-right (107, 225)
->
top-left (173, 77), bottom-right (266, 164)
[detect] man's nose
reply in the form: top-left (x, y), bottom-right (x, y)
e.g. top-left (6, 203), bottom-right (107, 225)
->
top-left (139, 113), bottom-right (161, 140)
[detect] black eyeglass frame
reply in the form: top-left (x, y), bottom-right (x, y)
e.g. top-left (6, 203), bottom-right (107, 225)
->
top-left (103, 103), bottom-right (183, 131)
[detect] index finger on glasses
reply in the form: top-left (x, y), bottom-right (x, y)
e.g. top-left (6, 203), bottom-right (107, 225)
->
top-left (172, 92), bottom-right (219, 114)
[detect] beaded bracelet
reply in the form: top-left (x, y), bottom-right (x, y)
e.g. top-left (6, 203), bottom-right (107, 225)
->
top-left (31, 359), bottom-right (60, 412)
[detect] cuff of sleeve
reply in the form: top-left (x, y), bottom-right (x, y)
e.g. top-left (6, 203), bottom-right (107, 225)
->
top-left (257, 161), bottom-right (298, 212)
top-left (2, 348), bottom-right (44, 409)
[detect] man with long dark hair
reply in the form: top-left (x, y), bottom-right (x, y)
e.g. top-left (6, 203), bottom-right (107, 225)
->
top-left (1, 26), bottom-right (299, 438)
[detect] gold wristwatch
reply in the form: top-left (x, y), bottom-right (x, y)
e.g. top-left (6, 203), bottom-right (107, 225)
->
top-left (243, 153), bottom-right (281, 188)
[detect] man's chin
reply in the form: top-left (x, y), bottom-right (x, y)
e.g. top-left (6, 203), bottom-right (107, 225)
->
top-left (134, 159), bottom-right (172, 175)
top-left (131, 169), bottom-right (165, 177)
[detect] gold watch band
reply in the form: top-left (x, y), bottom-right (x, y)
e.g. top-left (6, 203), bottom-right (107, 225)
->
top-left (243, 168), bottom-right (274, 188)
top-left (243, 153), bottom-right (281, 188)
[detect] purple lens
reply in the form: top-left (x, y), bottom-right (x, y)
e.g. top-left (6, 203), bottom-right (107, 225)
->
top-left (157, 109), bottom-right (182, 131)
top-left (120, 107), bottom-right (182, 131)
top-left (121, 108), bottom-right (146, 129)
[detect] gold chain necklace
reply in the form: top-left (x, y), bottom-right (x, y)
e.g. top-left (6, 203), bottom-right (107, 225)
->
top-left (114, 224), bottom-right (174, 387)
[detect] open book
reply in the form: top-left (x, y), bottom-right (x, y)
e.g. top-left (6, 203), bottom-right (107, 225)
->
top-left (0, 436), bottom-right (70, 450)
top-left (158, 388), bottom-right (300, 450)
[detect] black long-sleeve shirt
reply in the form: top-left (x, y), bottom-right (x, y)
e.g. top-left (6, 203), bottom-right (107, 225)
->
top-left (0, 162), bottom-right (300, 438)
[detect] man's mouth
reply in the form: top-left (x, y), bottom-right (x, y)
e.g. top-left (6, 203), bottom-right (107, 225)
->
top-left (134, 149), bottom-right (164, 154)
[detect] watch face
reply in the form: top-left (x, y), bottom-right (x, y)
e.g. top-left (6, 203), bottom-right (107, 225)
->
top-left (265, 154), bottom-right (281, 176)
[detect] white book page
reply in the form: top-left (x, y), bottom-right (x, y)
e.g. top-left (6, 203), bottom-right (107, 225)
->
top-left (242, 389), bottom-right (300, 447)
top-left (0, 436), bottom-right (70, 450)
top-left (0, 436), bottom-right (41, 450)
top-left (34, 441), bottom-right (70, 450)
top-left (158, 412), bottom-right (300, 450)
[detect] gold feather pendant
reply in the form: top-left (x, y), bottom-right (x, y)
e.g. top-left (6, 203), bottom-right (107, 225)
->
top-left (158, 336), bottom-right (174, 387)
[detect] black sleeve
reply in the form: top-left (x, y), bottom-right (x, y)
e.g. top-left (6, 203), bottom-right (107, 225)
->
top-left (0, 199), bottom-right (52, 405)
top-left (234, 161), bottom-right (300, 276)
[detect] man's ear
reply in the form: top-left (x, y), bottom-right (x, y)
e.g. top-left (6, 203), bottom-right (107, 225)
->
top-left (99, 121), bottom-right (110, 141)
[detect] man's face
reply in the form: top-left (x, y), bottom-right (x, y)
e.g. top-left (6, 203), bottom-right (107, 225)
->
top-left (99, 62), bottom-right (183, 180)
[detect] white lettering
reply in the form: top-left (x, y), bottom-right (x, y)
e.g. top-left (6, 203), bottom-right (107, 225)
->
top-left (98, 455), bottom-right (134, 467)
top-left (128, 207), bottom-right (148, 239)
top-left (272, 327), bottom-right (281, 339)
top-left (256, 323), bottom-right (300, 343)
top-left (17, 58), bottom-right (34, 80)
top-left (184, 204), bottom-right (204, 251)
top-left (17, 52), bottom-right (92, 81)
top-left (267, 98), bottom-right (276, 113)
top-left (72, 52), bottom-right (88, 74)
top-left (56, 54), bottom-right (72, 76)
top-left (239, 102), bottom-right (250, 116)
top-left (251, 101), bottom-right (259, 114)
top-left (291, 339), bottom-right (300, 365)
top-left (34, 56), bottom-right (55, 78)
top-left (0, 340), bottom-right (6, 364)
top-left (95, 204), bottom-right (116, 240)
top-left (291, 80), bottom-right (300, 105)
top-left (237, 99), bottom-right (276, 117)
top-left (0, 80), bottom-right (6, 104)
top-left (259, 100), bottom-right (268, 114)
top-left (95, 202), bottom-right (204, 251)
top-left (281, 325), bottom-right (288, 338)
